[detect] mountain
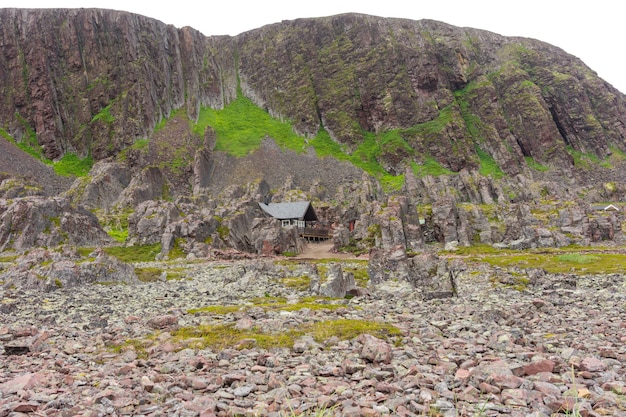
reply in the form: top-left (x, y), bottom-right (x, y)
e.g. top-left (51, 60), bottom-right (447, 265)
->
top-left (1, 9), bottom-right (625, 182)
top-left (1, 8), bottom-right (626, 258)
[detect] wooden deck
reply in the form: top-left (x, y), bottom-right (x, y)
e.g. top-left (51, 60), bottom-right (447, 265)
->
top-left (298, 226), bottom-right (331, 241)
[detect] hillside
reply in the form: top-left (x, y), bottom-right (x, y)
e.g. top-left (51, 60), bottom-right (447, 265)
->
top-left (0, 9), bottom-right (625, 189)
top-left (0, 9), bottom-right (626, 260)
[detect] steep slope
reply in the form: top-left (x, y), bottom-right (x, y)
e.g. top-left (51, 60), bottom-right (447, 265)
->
top-left (0, 9), bottom-right (625, 185)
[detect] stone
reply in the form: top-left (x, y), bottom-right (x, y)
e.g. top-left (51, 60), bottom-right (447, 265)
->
top-left (358, 334), bottom-right (393, 364)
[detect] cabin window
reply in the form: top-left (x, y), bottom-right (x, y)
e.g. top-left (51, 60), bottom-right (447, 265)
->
top-left (281, 220), bottom-right (291, 227)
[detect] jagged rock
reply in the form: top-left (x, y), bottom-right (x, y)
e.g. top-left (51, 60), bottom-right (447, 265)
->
top-left (64, 161), bottom-right (131, 210)
top-left (431, 197), bottom-right (459, 245)
top-left (316, 263), bottom-right (356, 298)
top-left (160, 209), bottom-right (217, 256)
top-left (0, 197), bottom-right (112, 251)
top-left (0, 175), bottom-right (45, 199)
top-left (192, 148), bottom-right (214, 197)
top-left (127, 200), bottom-right (181, 246)
top-left (250, 218), bottom-right (302, 256)
top-left (368, 248), bottom-right (457, 298)
top-left (117, 167), bottom-right (172, 208)
top-left (0, 248), bottom-right (138, 290)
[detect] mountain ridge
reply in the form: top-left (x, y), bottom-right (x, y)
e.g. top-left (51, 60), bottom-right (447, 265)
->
top-left (0, 8), bottom-right (625, 195)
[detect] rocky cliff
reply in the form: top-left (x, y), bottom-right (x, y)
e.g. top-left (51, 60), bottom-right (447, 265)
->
top-left (1, 8), bottom-right (626, 261)
top-left (1, 9), bottom-right (625, 179)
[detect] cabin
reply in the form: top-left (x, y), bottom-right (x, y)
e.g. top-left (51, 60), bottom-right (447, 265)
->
top-left (259, 201), bottom-right (330, 240)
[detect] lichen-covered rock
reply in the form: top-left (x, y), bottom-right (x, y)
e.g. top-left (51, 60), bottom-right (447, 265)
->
top-left (0, 197), bottom-right (112, 251)
top-left (315, 263), bottom-right (355, 298)
top-left (0, 247), bottom-right (138, 290)
top-left (127, 200), bottom-right (181, 246)
top-left (64, 161), bottom-right (131, 210)
top-left (368, 248), bottom-right (457, 299)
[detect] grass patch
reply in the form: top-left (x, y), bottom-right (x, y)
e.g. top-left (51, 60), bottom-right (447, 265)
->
top-left (280, 276), bottom-right (311, 291)
top-left (196, 95), bottom-right (306, 156)
top-left (566, 146), bottom-right (611, 169)
top-left (172, 318), bottom-right (400, 351)
top-left (525, 156), bottom-right (550, 172)
top-left (477, 148), bottom-right (505, 179)
top-left (134, 267), bottom-right (164, 282)
top-left (53, 153), bottom-right (93, 177)
top-left (411, 157), bottom-right (455, 177)
top-left (104, 243), bottom-right (161, 263)
top-left (107, 229), bottom-right (128, 243)
top-left (471, 250), bottom-right (625, 275)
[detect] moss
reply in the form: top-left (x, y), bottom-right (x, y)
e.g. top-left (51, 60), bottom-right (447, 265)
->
top-left (135, 267), bottom-right (163, 282)
top-left (108, 338), bottom-right (148, 360)
top-left (104, 243), bottom-right (161, 263)
top-left (280, 276), bottom-right (311, 290)
top-left (525, 156), bottom-right (550, 172)
top-left (172, 318), bottom-right (400, 351)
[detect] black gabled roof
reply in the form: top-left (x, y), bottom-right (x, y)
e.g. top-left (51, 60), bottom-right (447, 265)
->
top-left (259, 201), bottom-right (317, 221)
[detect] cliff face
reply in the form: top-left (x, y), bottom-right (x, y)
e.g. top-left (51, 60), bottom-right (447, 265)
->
top-left (1, 9), bottom-right (625, 179)
top-left (0, 8), bottom-right (237, 160)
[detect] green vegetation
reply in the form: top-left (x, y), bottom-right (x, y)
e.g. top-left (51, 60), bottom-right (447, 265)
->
top-left (197, 95), bottom-right (306, 156)
top-left (107, 229), bottom-right (128, 243)
top-left (2, 125), bottom-right (92, 177)
top-left (477, 148), bottom-right (505, 179)
top-left (134, 267), bottom-right (185, 282)
top-left (189, 296), bottom-right (347, 315)
top-left (280, 276), bottom-right (311, 290)
top-left (411, 158), bottom-right (455, 178)
top-left (108, 338), bottom-right (149, 360)
top-left (103, 243), bottom-right (162, 263)
top-left (524, 156), bottom-right (550, 172)
top-left (454, 81), bottom-right (490, 143)
top-left (172, 318), bottom-right (400, 351)
top-left (53, 153), bottom-right (93, 177)
top-left (463, 247), bottom-right (626, 275)
top-left (566, 146), bottom-right (612, 169)
top-left (91, 105), bottom-right (115, 125)
top-left (193, 93), bottom-right (464, 193)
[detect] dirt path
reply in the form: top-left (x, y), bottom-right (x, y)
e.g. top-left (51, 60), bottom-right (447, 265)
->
top-left (294, 241), bottom-right (366, 260)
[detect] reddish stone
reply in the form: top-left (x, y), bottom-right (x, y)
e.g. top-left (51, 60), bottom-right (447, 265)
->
top-left (12, 402), bottom-right (39, 413)
top-left (488, 374), bottom-right (525, 389)
top-left (579, 357), bottom-right (607, 372)
top-left (146, 314), bottom-right (178, 329)
top-left (522, 359), bottom-right (555, 376)
top-left (478, 382), bottom-right (500, 394)
top-left (455, 368), bottom-right (470, 380)
top-left (0, 373), bottom-right (44, 394)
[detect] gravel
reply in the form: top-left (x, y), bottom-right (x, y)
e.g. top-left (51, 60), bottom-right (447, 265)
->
top-left (1, 259), bottom-right (626, 416)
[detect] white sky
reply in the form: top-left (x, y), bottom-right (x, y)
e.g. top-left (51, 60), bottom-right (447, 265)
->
top-left (1, 1), bottom-right (625, 93)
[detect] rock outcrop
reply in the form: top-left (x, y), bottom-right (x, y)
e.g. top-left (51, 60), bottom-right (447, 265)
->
top-left (1, 9), bottom-right (625, 184)
top-left (0, 247), bottom-right (138, 290)
top-left (0, 197), bottom-right (112, 251)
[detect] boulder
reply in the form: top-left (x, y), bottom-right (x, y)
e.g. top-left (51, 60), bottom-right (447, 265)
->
top-left (127, 200), bottom-right (181, 246)
top-left (368, 248), bottom-right (458, 299)
top-left (0, 247), bottom-right (138, 290)
top-left (64, 161), bottom-right (131, 209)
top-left (316, 263), bottom-right (356, 298)
top-left (0, 196), bottom-right (112, 251)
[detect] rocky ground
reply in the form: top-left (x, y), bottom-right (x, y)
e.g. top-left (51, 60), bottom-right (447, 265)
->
top-left (1, 256), bottom-right (626, 417)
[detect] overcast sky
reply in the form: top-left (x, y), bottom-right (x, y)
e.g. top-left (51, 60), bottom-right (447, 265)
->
top-left (2, 1), bottom-right (625, 93)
